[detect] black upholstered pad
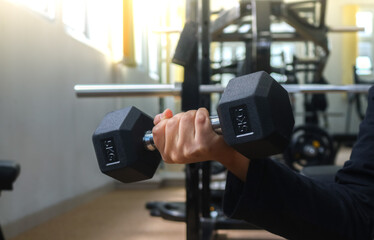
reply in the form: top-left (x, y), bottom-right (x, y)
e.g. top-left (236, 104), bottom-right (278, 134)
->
top-left (0, 160), bottom-right (20, 191)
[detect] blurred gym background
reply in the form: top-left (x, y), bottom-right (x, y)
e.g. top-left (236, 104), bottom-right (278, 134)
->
top-left (0, 0), bottom-right (373, 239)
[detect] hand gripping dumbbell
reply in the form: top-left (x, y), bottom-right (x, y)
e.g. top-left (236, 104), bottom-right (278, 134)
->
top-left (93, 71), bottom-right (295, 183)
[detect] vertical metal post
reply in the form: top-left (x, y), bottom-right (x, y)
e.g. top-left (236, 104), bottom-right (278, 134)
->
top-left (200, 0), bottom-right (212, 221)
top-left (251, 0), bottom-right (272, 73)
top-left (182, 43), bottom-right (201, 240)
top-left (184, 0), bottom-right (201, 239)
top-left (158, 32), bottom-right (165, 112)
top-left (319, 0), bottom-right (327, 28)
top-left (200, 0), bottom-right (211, 110)
top-left (244, 41), bottom-right (253, 75)
top-left (250, 0), bottom-right (258, 72)
top-left (182, 51), bottom-right (200, 111)
top-left (183, 2), bottom-right (200, 108)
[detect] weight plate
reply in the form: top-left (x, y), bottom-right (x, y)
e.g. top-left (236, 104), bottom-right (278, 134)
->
top-left (284, 125), bottom-right (335, 171)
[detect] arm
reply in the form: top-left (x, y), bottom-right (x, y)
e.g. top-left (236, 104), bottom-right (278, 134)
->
top-left (223, 87), bottom-right (374, 240)
top-left (152, 90), bottom-right (374, 240)
top-left (223, 158), bottom-right (370, 240)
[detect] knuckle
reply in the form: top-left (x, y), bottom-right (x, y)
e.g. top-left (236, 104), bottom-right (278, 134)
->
top-left (173, 112), bottom-right (184, 120)
top-left (170, 152), bottom-right (181, 163)
top-left (181, 111), bottom-right (195, 122)
top-left (162, 150), bottom-right (173, 164)
top-left (153, 114), bottom-right (161, 125)
top-left (165, 118), bottom-right (177, 129)
top-left (180, 113), bottom-right (189, 121)
top-left (153, 121), bottom-right (166, 134)
top-left (197, 108), bottom-right (208, 117)
top-left (152, 130), bottom-right (161, 146)
top-left (196, 109), bottom-right (208, 125)
top-left (152, 127), bottom-right (160, 137)
top-left (179, 115), bottom-right (189, 126)
top-left (183, 148), bottom-right (192, 159)
top-left (187, 110), bottom-right (197, 116)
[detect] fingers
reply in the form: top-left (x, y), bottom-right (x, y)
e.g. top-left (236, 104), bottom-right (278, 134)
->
top-left (164, 113), bottom-right (183, 162)
top-left (152, 120), bottom-right (167, 156)
top-left (194, 108), bottom-right (224, 160)
top-left (154, 109), bottom-right (173, 125)
top-left (178, 110), bottom-right (197, 147)
top-left (153, 109), bottom-right (173, 156)
top-left (195, 108), bottom-right (212, 140)
top-left (152, 112), bottom-right (182, 163)
top-left (153, 108), bottom-right (217, 164)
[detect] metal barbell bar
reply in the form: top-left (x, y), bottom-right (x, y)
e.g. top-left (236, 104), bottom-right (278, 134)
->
top-left (74, 83), bottom-right (372, 98)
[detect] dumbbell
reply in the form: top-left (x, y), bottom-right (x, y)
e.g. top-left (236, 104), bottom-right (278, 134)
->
top-left (93, 71), bottom-right (295, 183)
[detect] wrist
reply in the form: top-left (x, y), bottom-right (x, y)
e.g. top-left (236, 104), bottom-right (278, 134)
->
top-left (215, 146), bottom-right (250, 182)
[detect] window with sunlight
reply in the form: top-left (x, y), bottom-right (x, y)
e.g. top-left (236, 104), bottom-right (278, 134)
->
top-left (356, 11), bottom-right (374, 76)
top-left (356, 12), bottom-right (373, 38)
top-left (62, 0), bottom-right (123, 62)
top-left (132, 0), bottom-right (185, 83)
top-left (356, 56), bottom-right (372, 75)
top-left (6, 0), bottom-right (55, 19)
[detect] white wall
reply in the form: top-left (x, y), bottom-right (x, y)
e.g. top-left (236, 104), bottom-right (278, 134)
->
top-left (0, 0), bottom-right (158, 238)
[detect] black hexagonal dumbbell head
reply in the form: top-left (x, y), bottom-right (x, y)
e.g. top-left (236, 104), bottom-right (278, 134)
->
top-left (92, 107), bottom-right (161, 183)
top-left (217, 71), bottom-right (294, 159)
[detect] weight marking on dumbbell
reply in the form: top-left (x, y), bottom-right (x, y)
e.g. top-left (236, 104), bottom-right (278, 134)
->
top-left (106, 161), bottom-right (120, 166)
top-left (230, 105), bottom-right (254, 138)
top-left (236, 132), bottom-right (255, 138)
top-left (102, 138), bottom-right (120, 166)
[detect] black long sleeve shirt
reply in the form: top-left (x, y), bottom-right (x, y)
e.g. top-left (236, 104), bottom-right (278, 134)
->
top-left (223, 86), bottom-right (374, 240)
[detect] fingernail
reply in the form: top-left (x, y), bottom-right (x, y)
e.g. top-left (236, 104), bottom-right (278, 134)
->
top-left (164, 109), bottom-right (173, 119)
